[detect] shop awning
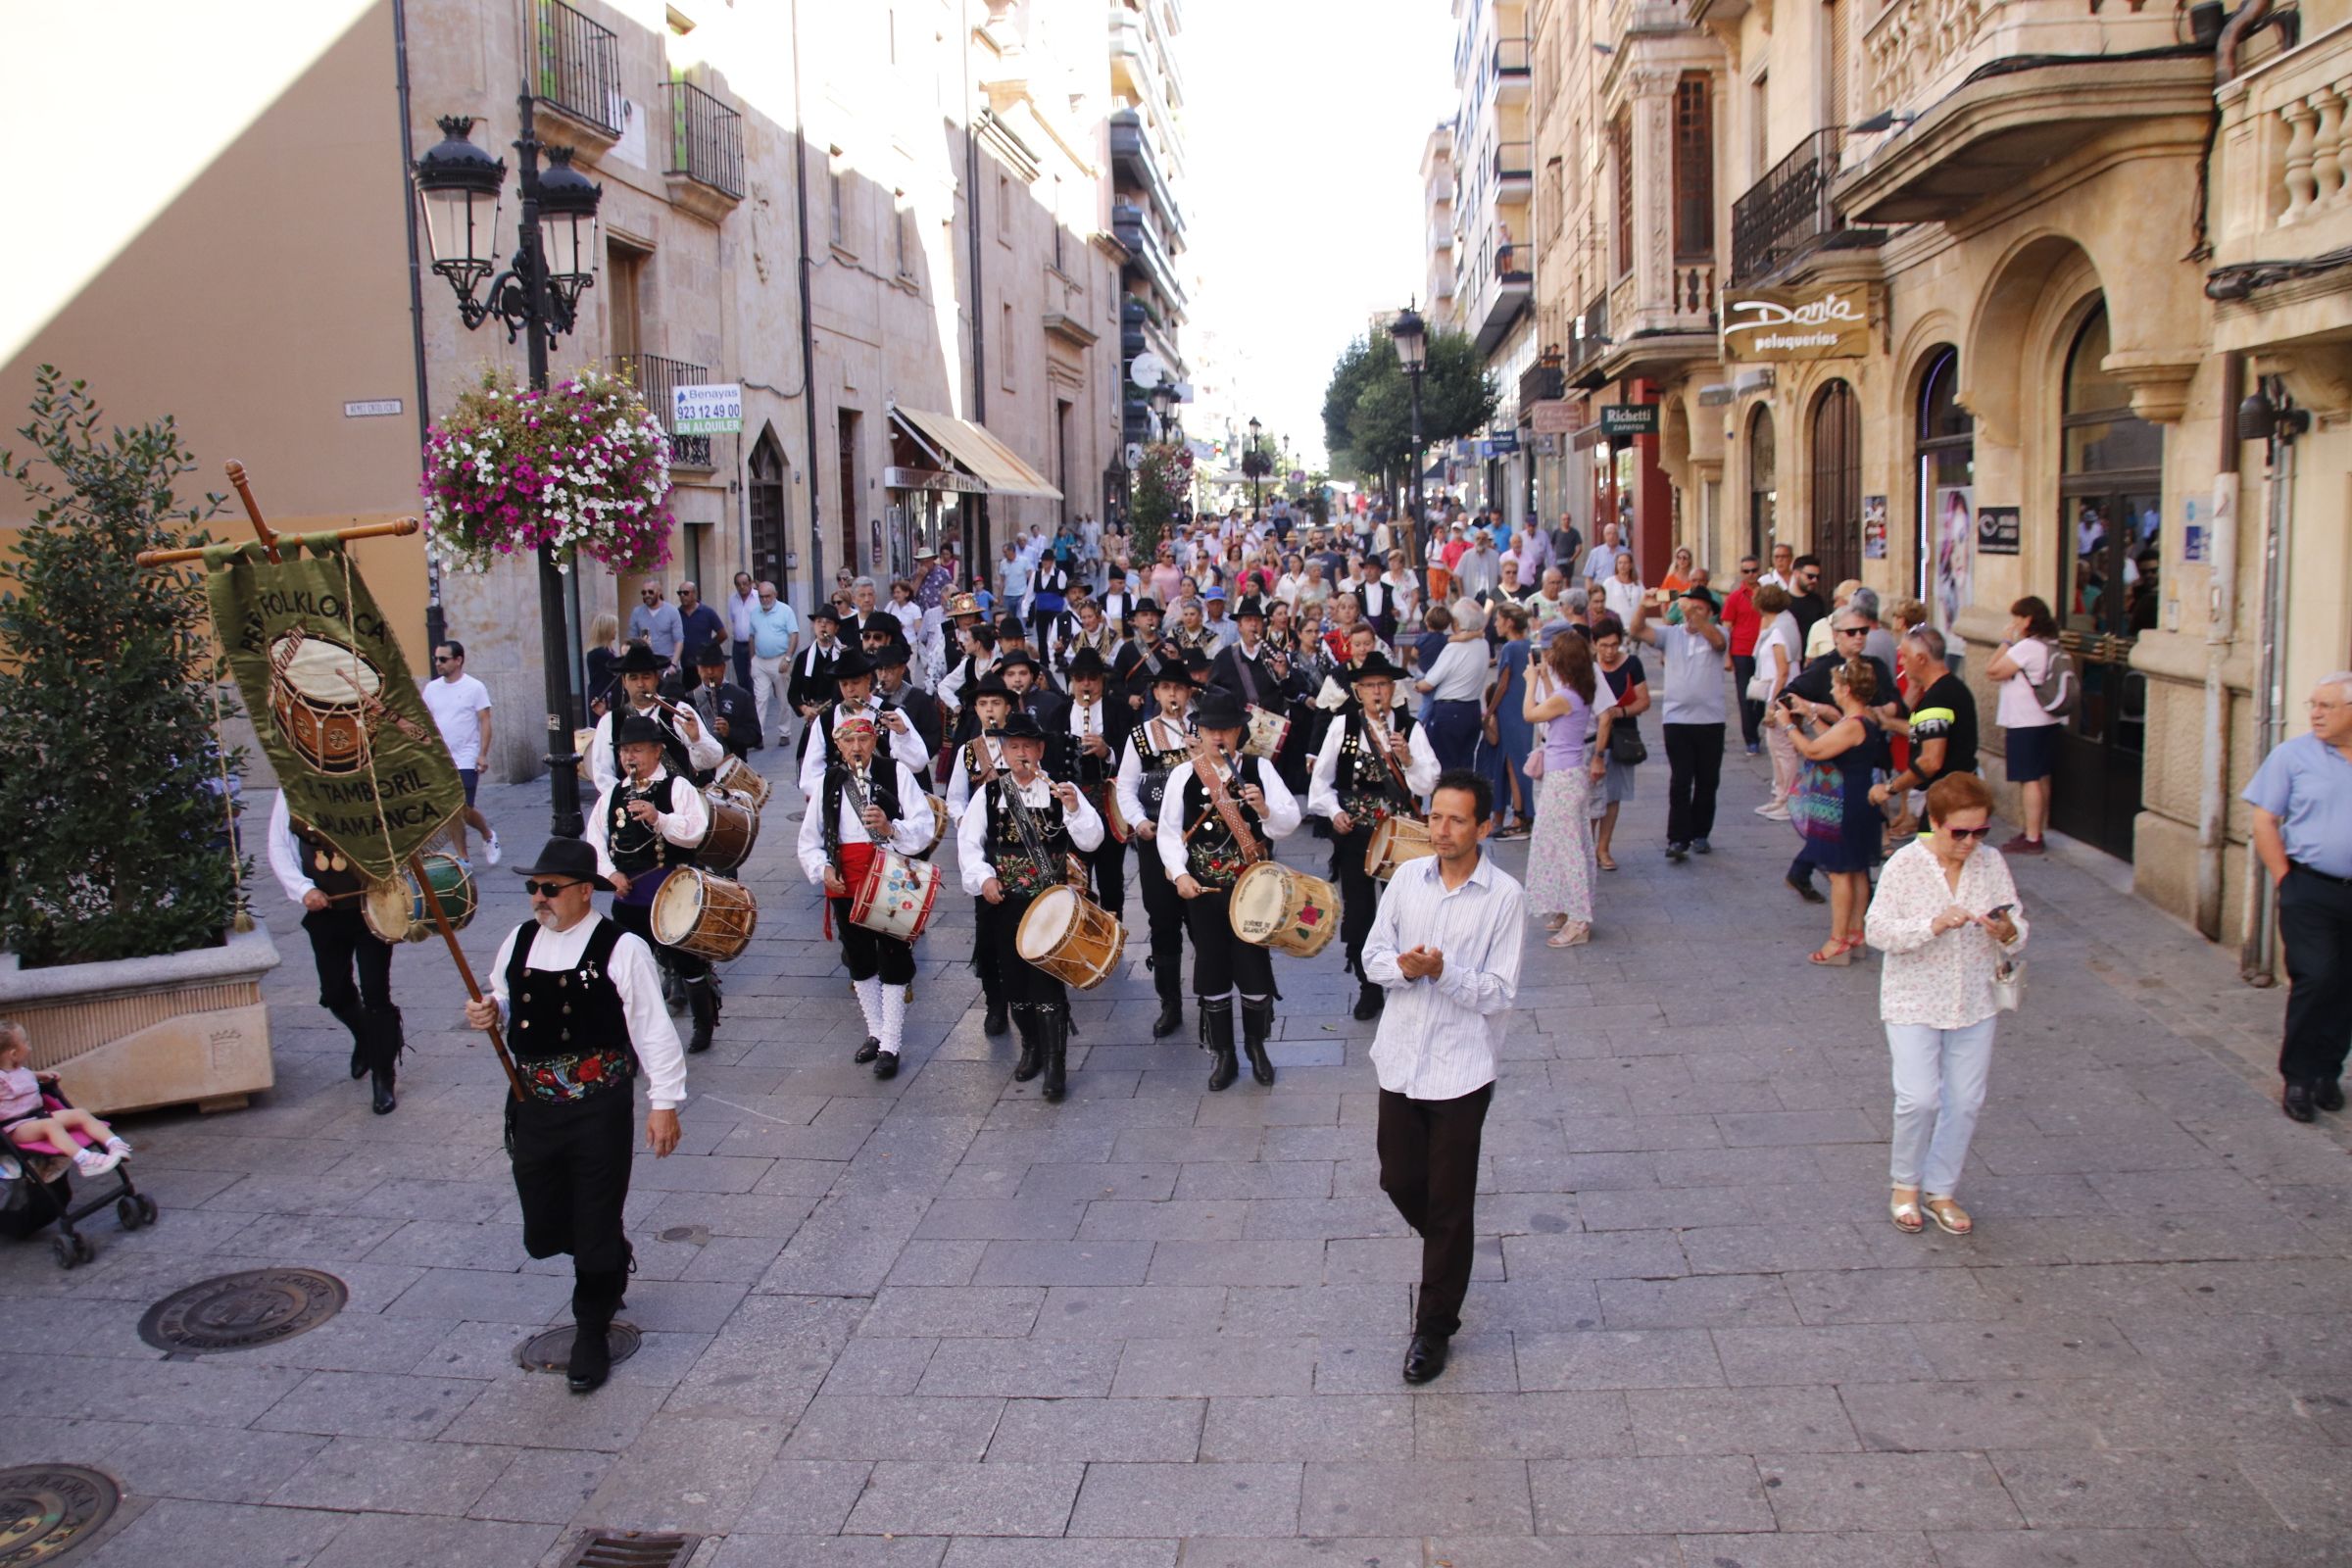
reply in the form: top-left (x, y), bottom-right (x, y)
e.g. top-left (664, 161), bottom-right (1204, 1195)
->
top-left (891, 406), bottom-right (1062, 500)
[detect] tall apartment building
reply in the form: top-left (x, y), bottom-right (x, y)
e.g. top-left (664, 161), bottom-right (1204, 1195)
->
top-left (1503, 0), bottom-right (2352, 950)
top-left (4, 0), bottom-right (1187, 784)
top-left (1421, 123), bottom-right (1459, 333)
top-left (1109, 0), bottom-right (1192, 458)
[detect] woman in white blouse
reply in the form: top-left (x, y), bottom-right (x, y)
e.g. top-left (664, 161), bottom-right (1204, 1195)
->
top-left (1862, 772), bottom-right (2027, 1238)
top-left (1600, 550), bottom-right (1646, 625)
top-left (1383, 552), bottom-right (1420, 629)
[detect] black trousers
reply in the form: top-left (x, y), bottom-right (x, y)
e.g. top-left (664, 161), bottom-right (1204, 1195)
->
top-left (508, 1086), bottom-right (634, 1279)
top-left (1081, 803), bottom-right (1128, 920)
top-left (1663, 722), bottom-right (1725, 844)
top-left (1731, 655), bottom-right (1762, 746)
top-left (986, 893), bottom-right (1067, 1010)
top-left (303, 906), bottom-right (393, 1015)
top-left (2278, 864), bottom-right (2352, 1087)
top-left (1330, 825), bottom-right (1380, 980)
top-left (1185, 888), bottom-right (1274, 999)
top-left (611, 896), bottom-right (710, 982)
top-left (830, 900), bottom-right (917, 985)
top-left (1377, 1082), bottom-right (1493, 1339)
top-left (970, 898), bottom-right (1004, 1001)
top-left (1134, 836), bottom-right (1188, 977)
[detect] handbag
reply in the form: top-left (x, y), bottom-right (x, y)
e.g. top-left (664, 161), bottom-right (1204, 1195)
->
top-left (1606, 722), bottom-right (1647, 766)
top-left (1788, 759), bottom-right (1844, 845)
top-left (1990, 957), bottom-right (2026, 1012)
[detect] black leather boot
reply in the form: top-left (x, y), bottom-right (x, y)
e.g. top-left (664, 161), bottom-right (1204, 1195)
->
top-left (686, 978), bottom-right (717, 1054)
top-left (331, 1003), bottom-right (368, 1080)
top-left (982, 985), bottom-right (1009, 1037)
top-left (365, 1007), bottom-right (403, 1114)
top-left (1011, 1007), bottom-right (1043, 1083)
top-left (1241, 997), bottom-right (1277, 1087)
top-left (1202, 1000), bottom-right (1239, 1093)
top-left (1041, 1007), bottom-right (1069, 1104)
top-left (1352, 980), bottom-right (1385, 1021)
top-left (566, 1267), bottom-right (626, 1394)
top-left (1151, 959), bottom-right (1185, 1039)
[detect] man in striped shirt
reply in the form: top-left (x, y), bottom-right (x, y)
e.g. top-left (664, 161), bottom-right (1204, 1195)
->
top-left (1361, 767), bottom-right (1526, 1384)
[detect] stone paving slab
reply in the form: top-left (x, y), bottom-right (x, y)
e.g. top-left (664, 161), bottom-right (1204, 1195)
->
top-left (5, 734), bottom-right (2348, 1565)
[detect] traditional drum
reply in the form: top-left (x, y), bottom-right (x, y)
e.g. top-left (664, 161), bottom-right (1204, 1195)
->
top-left (1242, 704), bottom-right (1292, 760)
top-left (573, 728), bottom-right (597, 782)
top-left (698, 790), bottom-right (760, 873)
top-left (919, 795), bottom-right (950, 858)
top-left (1364, 814), bottom-right (1438, 881)
top-left (850, 849), bottom-right (942, 941)
top-left (711, 754), bottom-right (770, 809)
top-left (1229, 860), bottom-right (1342, 958)
top-left (1098, 786), bottom-right (1130, 845)
top-left (1015, 885), bottom-right (1126, 990)
top-left (649, 866), bottom-right (759, 962)
top-left (269, 632), bottom-right (384, 774)
top-left (361, 852), bottom-right (477, 944)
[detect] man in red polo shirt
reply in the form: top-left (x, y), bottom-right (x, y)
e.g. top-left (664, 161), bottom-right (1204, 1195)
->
top-left (1721, 555), bottom-right (1763, 755)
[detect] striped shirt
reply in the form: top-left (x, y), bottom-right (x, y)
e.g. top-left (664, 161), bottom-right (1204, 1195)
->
top-left (1362, 850), bottom-right (1526, 1100)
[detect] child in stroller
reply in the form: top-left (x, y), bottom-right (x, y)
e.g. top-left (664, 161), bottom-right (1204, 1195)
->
top-left (2, 1021), bottom-right (132, 1175)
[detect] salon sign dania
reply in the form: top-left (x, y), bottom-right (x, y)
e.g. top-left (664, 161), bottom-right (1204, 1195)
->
top-left (1719, 285), bottom-right (1877, 364)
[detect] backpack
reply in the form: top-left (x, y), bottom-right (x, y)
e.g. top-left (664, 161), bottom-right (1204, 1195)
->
top-left (2029, 636), bottom-right (2077, 721)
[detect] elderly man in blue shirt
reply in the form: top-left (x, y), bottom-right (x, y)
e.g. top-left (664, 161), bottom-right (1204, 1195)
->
top-left (2245, 672), bottom-right (2352, 1123)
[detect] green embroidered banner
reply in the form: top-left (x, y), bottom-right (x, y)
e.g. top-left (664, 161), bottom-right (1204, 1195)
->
top-left (204, 535), bottom-right (465, 881)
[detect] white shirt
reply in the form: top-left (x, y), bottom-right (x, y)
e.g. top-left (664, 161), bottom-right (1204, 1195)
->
top-left (956, 770), bottom-right (1105, 894)
top-left (584, 765), bottom-right (710, 882)
top-left (421, 673), bottom-right (494, 770)
top-left (1601, 577), bottom-right (1646, 625)
top-left (1114, 712), bottom-right (1194, 828)
top-left (1308, 710), bottom-right (1442, 820)
top-left (1995, 638), bottom-right (2061, 729)
top-left (588, 703), bottom-right (723, 796)
top-left (1361, 850), bottom-right (1526, 1100)
top-left (484, 913), bottom-right (688, 1109)
top-left (266, 791), bottom-right (325, 904)
top-left (798, 697), bottom-right (930, 797)
top-left (728, 589), bottom-right (760, 643)
top-left (1864, 840), bottom-right (2030, 1029)
top-left (796, 760), bottom-right (936, 884)
top-left (1154, 752), bottom-right (1302, 879)
top-left (945, 734), bottom-right (1007, 821)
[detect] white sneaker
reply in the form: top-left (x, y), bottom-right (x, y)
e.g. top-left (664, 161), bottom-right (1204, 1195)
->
top-left (105, 1137), bottom-right (132, 1160)
top-left (73, 1148), bottom-right (118, 1177)
top-left (1755, 803), bottom-right (1790, 820)
top-left (484, 831), bottom-right (502, 866)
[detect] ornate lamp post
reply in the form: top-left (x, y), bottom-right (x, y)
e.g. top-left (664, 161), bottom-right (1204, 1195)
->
top-left (1246, 415), bottom-right (1264, 520)
top-left (1149, 381), bottom-right (1178, 443)
top-left (1389, 304), bottom-right (1428, 570)
top-left (413, 99), bottom-right (604, 838)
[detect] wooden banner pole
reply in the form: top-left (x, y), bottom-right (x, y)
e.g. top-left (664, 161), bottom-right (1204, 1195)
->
top-left (137, 516), bottom-right (418, 568)
top-left (409, 855), bottom-right (527, 1103)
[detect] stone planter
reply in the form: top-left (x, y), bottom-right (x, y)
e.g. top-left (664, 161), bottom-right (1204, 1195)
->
top-left (0, 919), bottom-right (283, 1115)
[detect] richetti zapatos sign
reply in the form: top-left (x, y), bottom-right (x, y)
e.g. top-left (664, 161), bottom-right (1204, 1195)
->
top-left (1720, 286), bottom-right (1876, 364)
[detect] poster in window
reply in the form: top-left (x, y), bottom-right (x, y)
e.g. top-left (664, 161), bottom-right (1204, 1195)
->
top-left (1933, 486), bottom-right (1973, 641)
top-left (1862, 496), bottom-right (1887, 561)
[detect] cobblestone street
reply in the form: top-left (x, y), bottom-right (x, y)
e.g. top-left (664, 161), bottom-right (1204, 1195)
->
top-left (5, 740), bottom-right (2347, 1568)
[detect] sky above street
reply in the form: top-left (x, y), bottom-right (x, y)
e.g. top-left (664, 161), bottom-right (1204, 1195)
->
top-left (1180, 0), bottom-right (1456, 472)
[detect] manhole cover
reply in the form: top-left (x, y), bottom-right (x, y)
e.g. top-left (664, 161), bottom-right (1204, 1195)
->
top-left (657, 1224), bottom-right (709, 1246)
top-left (137, 1268), bottom-right (348, 1354)
top-left (0, 1464), bottom-right (122, 1566)
top-left (516, 1322), bottom-right (643, 1374)
top-left (560, 1531), bottom-right (699, 1568)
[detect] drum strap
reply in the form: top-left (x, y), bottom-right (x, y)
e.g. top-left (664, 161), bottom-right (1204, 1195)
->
top-left (999, 774), bottom-right (1057, 874)
top-left (1362, 710), bottom-right (1418, 808)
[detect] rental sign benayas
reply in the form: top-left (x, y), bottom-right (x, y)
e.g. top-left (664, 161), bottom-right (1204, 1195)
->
top-left (1719, 286), bottom-right (1875, 363)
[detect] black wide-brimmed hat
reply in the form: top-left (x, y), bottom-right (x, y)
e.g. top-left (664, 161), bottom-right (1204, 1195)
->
top-left (691, 642), bottom-right (727, 667)
top-left (1129, 598), bottom-right (1162, 618)
top-left (996, 615), bottom-right (1028, 640)
top-left (1235, 595), bottom-right (1269, 620)
top-left (1193, 689), bottom-right (1248, 730)
top-left (869, 636), bottom-right (912, 668)
top-left (615, 713), bottom-right (666, 749)
top-left (970, 671), bottom-right (1013, 703)
top-left (999, 710), bottom-right (1047, 742)
top-left (615, 642), bottom-right (667, 674)
top-left (1065, 648), bottom-right (1109, 682)
top-left (1349, 651), bottom-right (1408, 683)
top-left (1151, 656), bottom-right (1205, 690)
top-left (510, 836), bottom-right (613, 892)
top-left (997, 650), bottom-right (1042, 674)
top-left (808, 602), bottom-right (841, 624)
top-left (828, 644), bottom-right (873, 680)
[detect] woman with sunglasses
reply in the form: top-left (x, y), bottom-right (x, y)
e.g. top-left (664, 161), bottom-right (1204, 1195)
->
top-left (1862, 773), bottom-right (2028, 1237)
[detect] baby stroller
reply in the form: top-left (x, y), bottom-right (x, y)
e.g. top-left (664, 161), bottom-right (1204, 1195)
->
top-left (1, 1086), bottom-right (158, 1269)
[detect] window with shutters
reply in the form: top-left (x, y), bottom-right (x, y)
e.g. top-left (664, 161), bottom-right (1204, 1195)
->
top-left (1611, 111), bottom-right (1633, 278)
top-left (1674, 74), bottom-right (1714, 262)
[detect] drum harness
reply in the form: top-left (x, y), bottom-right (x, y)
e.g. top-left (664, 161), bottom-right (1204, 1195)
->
top-left (1355, 708), bottom-right (1421, 818)
top-left (1184, 739), bottom-right (1269, 868)
top-left (996, 766), bottom-right (1087, 893)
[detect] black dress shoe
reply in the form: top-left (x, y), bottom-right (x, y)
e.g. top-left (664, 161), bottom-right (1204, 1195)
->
top-left (1401, 1333), bottom-right (1449, 1385)
top-left (872, 1052), bottom-right (900, 1081)
top-left (854, 1036), bottom-right (880, 1064)
top-left (2318, 1080), bottom-right (2346, 1113)
top-left (566, 1322), bottom-right (612, 1393)
top-left (1786, 873), bottom-right (1827, 905)
top-left (1352, 983), bottom-right (1385, 1021)
top-left (349, 1045), bottom-right (368, 1082)
top-left (1665, 842), bottom-right (1689, 862)
top-left (2284, 1082), bottom-right (2318, 1122)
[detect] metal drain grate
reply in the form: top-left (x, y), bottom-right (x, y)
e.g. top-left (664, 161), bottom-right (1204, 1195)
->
top-left (137, 1268), bottom-right (348, 1354)
top-left (515, 1322), bottom-right (644, 1374)
top-left (559, 1530), bottom-right (700, 1568)
top-left (0, 1464), bottom-right (122, 1565)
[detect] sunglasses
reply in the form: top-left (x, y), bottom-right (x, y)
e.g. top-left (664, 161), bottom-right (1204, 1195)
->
top-left (436, 655), bottom-right (461, 662)
top-left (1838, 626), bottom-right (1866, 636)
top-left (1939, 824), bottom-right (1992, 841)
top-left (522, 879), bottom-right (581, 898)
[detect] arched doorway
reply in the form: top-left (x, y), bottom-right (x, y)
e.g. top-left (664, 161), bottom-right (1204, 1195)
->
top-left (1809, 379), bottom-right (1862, 588)
top-left (748, 427), bottom-right (791, 595)
top-left (1914, 347), bottom-right (1973, 633)
top-left (2053, 301), bottom-right (2159, 858)
top-left (1746, 407), bottom-right (1777, 564)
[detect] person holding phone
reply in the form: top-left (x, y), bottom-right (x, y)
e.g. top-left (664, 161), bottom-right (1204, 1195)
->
top-left (1862, 773), bottom-right (2028, 1237)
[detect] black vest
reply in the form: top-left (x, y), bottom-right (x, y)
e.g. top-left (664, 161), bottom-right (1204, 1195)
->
top-left (1133, 716), bottom-right (1195, 819)
top-left (505, 917), bottom-right (633, 1087)
top-left (1334, 708), bottom-right (1419, 802)
top-left (1179, 755), bottom-right (1268, 888)
top-left (293, 823), bottom-right (368, 906)
top-left (606, 773), bottom-right (699, 876)
top-left (821, 762), bottom-right (905, 864)
top-left (982, 778), bottom-right (1074, 894)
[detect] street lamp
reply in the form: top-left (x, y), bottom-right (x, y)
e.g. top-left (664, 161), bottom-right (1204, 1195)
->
top-left (1149, 381), bottom-right (1178, 443)
top-left (1389, 304), bottom-right (1428, 568)
top-left (1247, 415), bottom-right (1263, 520)
top-left (414, 99), bottom-right (604, 839)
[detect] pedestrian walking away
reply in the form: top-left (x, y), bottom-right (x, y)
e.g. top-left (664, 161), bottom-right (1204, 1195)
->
top-left (1415, 599), bottom-right (1491, 774)
top-left (465, 837), bottom-right (686, 1393)
top-left (1863, 773), bottom-right (2027, 1238)
top-left (2242, 673), bottom-right (2352, 1123)
top-left (421, 640), bottom-right (499, 866)
top-left (1361, 767), bottom-right (1525, 1384)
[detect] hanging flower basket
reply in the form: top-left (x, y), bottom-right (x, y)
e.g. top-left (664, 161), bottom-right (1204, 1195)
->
top-left (419, 366), bottom-right (674, 574)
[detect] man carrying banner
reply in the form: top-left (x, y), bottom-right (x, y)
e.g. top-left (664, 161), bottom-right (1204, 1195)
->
top-left (268, 792), bottom-right (407, 1115)
top-left (588, 643), bottom-right (722, 795)
top-left (798, 712), bottom-right (936, 1079)
top-left (1308, 652), bottom-right (1441, 1020)
top-left (465, 837), bottom-right (687, 1394)
top-left (586, 714), bottom-right (721, 1054)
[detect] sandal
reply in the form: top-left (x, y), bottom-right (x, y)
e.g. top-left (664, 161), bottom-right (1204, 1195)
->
top-left (1544, 913), bottom-right (1568, 933)
top-left (1889, 1186), bottom-right (1924, 1234)
top-left (1845, 929), bottom-right (1871, 956)
top-left (1546, 921), bottom-right (1591, 949)
top-left (1596, 852), bottom-right (1618, 871)
top-left (1924, 1196), bottom-right (1973, 1236)
top-left (1808, 937), bottom-right (1855, 966)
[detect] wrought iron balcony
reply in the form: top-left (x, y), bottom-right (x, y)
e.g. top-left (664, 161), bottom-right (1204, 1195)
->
top-left (610, 355), bottom-right (713, 469)
top-left (1568, 289), bottom-right (1610, 384)
top-left (1730, 128), bottom-right (1881, 285)
top-left (1491, 36), bottom-right (1532, 103)
top-left (1495, 243), bottom-right (1533, 285)
top-left (1519, 359), bottom-right (1566, 409)
top-left (666, 81), bottom-right (744, 201)
top-left (1494, 140), bottom-right (1533, 196)
top-left (534, 0), bottom-right (621, 139)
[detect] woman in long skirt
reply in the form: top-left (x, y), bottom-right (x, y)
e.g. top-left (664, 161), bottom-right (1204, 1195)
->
top-left (1522, 625), bottom-right (1613, 947)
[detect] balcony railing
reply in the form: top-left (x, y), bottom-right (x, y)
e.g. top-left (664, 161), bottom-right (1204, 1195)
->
top-left (1495, 243), bottom-right (1532, 284)
top-left (611, 355), bottom-right (713, 469)
top-left (666, 80), bottom-right (744, 200)
top-left (1731, 127), bottom-right (1881, 284)
top-left (1491, 36), bottom-right (1532, 99)
top-left (534, 0), bottom-right (621, 138)
top-left (1493, 140), bottom-right (1533, 183)
top-left (1519, 359), bottom-right (1566, 409)
top-left (2208, 20), bottom-right (2352, 286)
top-left (1110, 110), bottom-right (1188, 238)
top-left (1568, 288), bottom-right (1610, 377)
